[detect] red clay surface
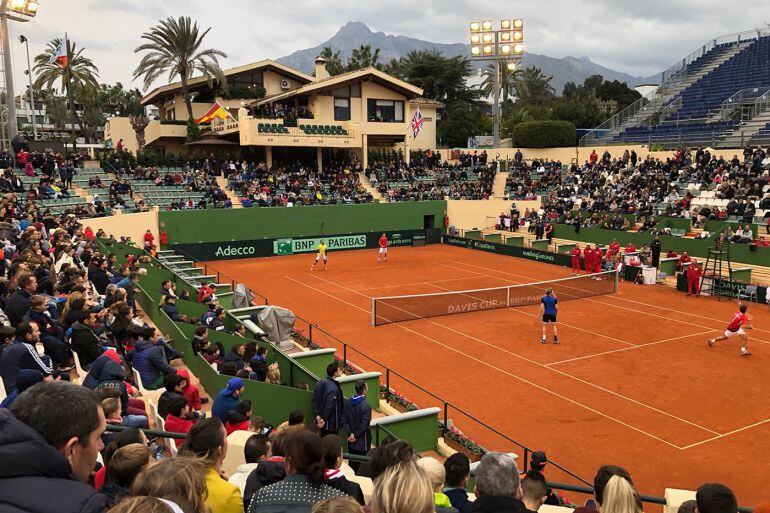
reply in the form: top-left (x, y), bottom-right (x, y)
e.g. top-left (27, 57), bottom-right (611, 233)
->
top-left (207, 244), bottom-right (770, 505)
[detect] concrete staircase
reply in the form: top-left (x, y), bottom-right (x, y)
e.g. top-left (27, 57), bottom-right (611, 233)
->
top-left (358, 172), bottom-right (387, 202)
top-left (718, 109), bottom-right (770, 148)
top-left (216, 177), bottom-right (242, 208)
top-left (595, 42), bottom-right (750, 142)
top-left (492, 172), bottom-right (509, 199)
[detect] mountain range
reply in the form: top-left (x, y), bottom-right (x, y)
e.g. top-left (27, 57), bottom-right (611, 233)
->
top-left (278, 21), bottom-right (660, 94)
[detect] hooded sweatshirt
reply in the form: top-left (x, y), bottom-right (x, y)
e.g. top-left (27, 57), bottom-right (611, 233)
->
top-left (177, 369), bottom-right (202, 410)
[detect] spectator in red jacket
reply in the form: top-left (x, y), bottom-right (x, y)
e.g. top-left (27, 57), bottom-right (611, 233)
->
top-left (686, 262), bottom-right (702, 296)
top-left (608, 239), bottom-right (620, 257)
top-left (178, 369), bottom-right (206, 412)
top-left (583, 245), bottom-right (595, 274)
top-left (164, 396), bottom-right (195, 436)
top-left (143, 230), bottom-right (154, 247)
top-left (625, 242), bottom-right (636, 253)
top-left (677, 252), bottom-right (692, 271)
top-left (225, 400), bottom-right (252, 435)
top-left (570, 245), bottom-right (582, 275)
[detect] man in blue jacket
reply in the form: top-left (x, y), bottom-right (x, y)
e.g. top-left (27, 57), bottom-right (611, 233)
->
top-left (126, 327), bottom-right (176, 390)
top-left (212, 377), bottom-right (245, 422)
top-left (343, 379), bottom-right (371, 469)
top-left (313, 362), bottom-right (344, 436)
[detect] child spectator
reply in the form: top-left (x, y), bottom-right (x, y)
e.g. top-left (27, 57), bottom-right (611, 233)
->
top-left (164, 396), bottom-right (195, 435)
top-left (225, 400), bottom-right (252, 435)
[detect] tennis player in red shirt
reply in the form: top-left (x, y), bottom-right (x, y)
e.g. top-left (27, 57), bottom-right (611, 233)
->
top-left (708, 304), bottom-right (753, 356)
top-left (583, 245), bottom-right (595, 274)
top-left (570, 244), bottom-right (582, 274)
top-left (377, 233), bottom-right (388, 262)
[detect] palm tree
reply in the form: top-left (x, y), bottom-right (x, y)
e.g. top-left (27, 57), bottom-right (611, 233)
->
top-left (346, 44), bottom-right (381, 71)
top-left (479, 63), bottom-right (524, 103)
top-left (33, 37), bottom-right (99, 141)
top-left (133, 16), bottom-right (227, 120)
top-left (318, 47), bottom-right (344, 76)
top-left (516, 66), bottom-right (556, 110)
top-left (44, 94), bottom-right (69, 130)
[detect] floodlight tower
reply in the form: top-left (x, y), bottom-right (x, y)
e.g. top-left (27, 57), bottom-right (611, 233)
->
top-left (469, 18), bottom-right (524, 148)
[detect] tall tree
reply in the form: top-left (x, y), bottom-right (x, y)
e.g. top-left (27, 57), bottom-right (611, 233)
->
top-left (346, 44), bottom-right (381, 71)
top-left (33, 37), bottom-right (99, 142)
top-left (133, 16), bottom-right (227, 119)
top-left (394, 50), bottom-right (480, 106)
top-left (515, 67), bottom-right (556, 112)
top-left (479, 63), bottom-right (524, 104)
top-left (318, 46), bottom-right (344, 76)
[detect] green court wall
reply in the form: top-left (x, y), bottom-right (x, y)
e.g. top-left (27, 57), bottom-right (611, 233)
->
top-left (159, 201), bottom-right (446, 245)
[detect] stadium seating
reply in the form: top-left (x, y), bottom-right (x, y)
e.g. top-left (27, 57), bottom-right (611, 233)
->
top-left (299, 124), bottom-right (348, 136)
top-left (257, 123), bottom-right (289, 134)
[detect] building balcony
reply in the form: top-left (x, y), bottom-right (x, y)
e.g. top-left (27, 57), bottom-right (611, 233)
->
top-left (145, 120), bottom-right (188, 145)
top-left (238, 113), bottom-right (360, 148)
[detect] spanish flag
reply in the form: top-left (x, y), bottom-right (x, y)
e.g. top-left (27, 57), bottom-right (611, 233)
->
top-left (195, 102), bottom-right (234, 124)
top-left (48, 37), bottom-right (68, 69)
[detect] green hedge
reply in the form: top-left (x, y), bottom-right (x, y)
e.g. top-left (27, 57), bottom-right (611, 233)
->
top-left (512, 120), bottom-right (576, 148)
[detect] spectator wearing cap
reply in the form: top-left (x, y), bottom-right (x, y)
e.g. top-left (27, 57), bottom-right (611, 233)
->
top-left (125, 327), bottom-right (178, 390)
top-left (313, 362), bottom-right (344, 436)
top-left (696, 483), bottom-right (737, 513)
top-left (343, 379), bottom-right (371, 469)
top-left (444, 453), bottom-right (473, 513)
top-left (0, 321), bottom-right (53, 394)
top-left (160, 294), bottom-right (188, 323)
top-left (471, 452), bottom-right (528, 513)
top-left (0, 381), bottom-right (108, 513)
top-left (0, 369), bottom-right (44, 408)
top-left (212, 377), bottom-right (245, 422)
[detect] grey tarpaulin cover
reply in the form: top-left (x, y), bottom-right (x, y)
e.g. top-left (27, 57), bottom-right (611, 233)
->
top-left (232, 284), bottom-right (254, 309)
top-left (250, 306), bottom-right (295, 346)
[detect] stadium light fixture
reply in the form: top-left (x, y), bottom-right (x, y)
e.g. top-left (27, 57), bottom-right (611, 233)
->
top-left (467, 16), bottom-right (525, 149)
top-left (6, 0), bottom-right (37, 16)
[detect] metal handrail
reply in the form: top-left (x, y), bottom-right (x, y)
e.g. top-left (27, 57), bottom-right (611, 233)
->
top-left (294, 314), bottom-right (592, 487)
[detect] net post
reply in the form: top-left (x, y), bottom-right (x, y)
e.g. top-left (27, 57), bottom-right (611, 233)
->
top-left (506, 286), bottom-right (510, 306)
top-left (614, 268), bottom-right (619, 292)
top-left (371, 297), bottom-right (376, 326)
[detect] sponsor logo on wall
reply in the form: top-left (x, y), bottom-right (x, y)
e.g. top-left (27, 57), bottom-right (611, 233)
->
top-left (273, 235), bottom-right (367, 255)
top-left (213, 244), bottom-right (257, 257)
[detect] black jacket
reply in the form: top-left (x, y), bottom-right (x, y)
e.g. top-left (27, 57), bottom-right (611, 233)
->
top-left (69, 321), bottom-right (103, 368)
top-left (325, 473), bottom-right (365, 505)
top-left (5, 289), bottom-right (31, 326)
top-left (445, 488), bottom-right (473, 513)
top-left (243, 460), bottom-right (286, 511)
top-left (312, 377), bottom-right (344, 433)
top-left (249, 356), bottom-right (267, 381)
top-left (470, 496), bottom-right (529, 513)
top-left (88, 267), bottom-right (110, 295)
top-left (342, 395), bottom-right (371, 452)
top-left (0, 409), bottom-right (108, 513)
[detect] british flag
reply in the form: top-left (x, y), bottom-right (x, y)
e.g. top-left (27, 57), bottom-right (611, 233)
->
top-left (410, 107), bottom-right (424, 139)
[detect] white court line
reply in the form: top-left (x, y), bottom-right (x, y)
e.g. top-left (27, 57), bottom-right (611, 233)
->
top-left (355, 275), bottom-right (481, 292)
top-left (284, 274), bottom-right (686, 449)
top-left (445, 260), bottom-right (770, 347)
top-left (545, 330), bottom-right (718, 366)
top-left (307, 272), bottom-right (721, 439)
top-left (679, 417), bottom-right (770, 450)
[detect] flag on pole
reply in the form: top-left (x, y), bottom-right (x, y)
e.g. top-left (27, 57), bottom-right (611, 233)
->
top-left (48, 37), bottom-right (68, 69)
top-left (195, 102), bottom-right (234, 124)
top-left (410, 107), bottom-right (424, 139)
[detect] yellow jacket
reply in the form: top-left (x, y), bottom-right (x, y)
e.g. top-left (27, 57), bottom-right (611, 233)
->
top-left (205, 467), bottom-right (243, 513)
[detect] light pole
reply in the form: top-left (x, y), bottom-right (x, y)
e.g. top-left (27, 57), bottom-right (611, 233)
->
top-left (469, 19), bottom-right (524, 148)
top-left (0, 0), bottom-right (38, 149)
top-left (19, 34), bottom-right (35, 140)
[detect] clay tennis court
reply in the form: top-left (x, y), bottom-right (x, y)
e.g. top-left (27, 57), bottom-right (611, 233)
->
top-left (207, 243), bottom-right (770, 504)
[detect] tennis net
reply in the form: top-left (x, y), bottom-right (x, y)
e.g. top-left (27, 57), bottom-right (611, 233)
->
top-left (371, 270), bottom-right (618, 326)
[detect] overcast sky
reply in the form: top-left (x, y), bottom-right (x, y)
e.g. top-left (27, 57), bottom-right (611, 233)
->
top-left (8, 0), bottom-right (769, 95)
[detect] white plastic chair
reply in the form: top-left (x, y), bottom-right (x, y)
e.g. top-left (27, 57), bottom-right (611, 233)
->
top-left (0, 379), bottom-right (6, 402)
top-left (132, 368), bottom-right (162, 400)
top-left (72, 352), bottom-right (86, 385)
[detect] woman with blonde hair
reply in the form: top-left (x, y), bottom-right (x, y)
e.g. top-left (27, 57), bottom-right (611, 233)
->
top-left (265, 364), bottom-right (281, 385)
top-left (312, 496), bottom-right (363, 513)
top-left (602, 475), bottom-right (642, 513)
top-left (371, 460), bottom-right (434, 513)
top-left (107, 496), bottom-right (187, 513)
top-left (130, 457), bottom-right (209, 513)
